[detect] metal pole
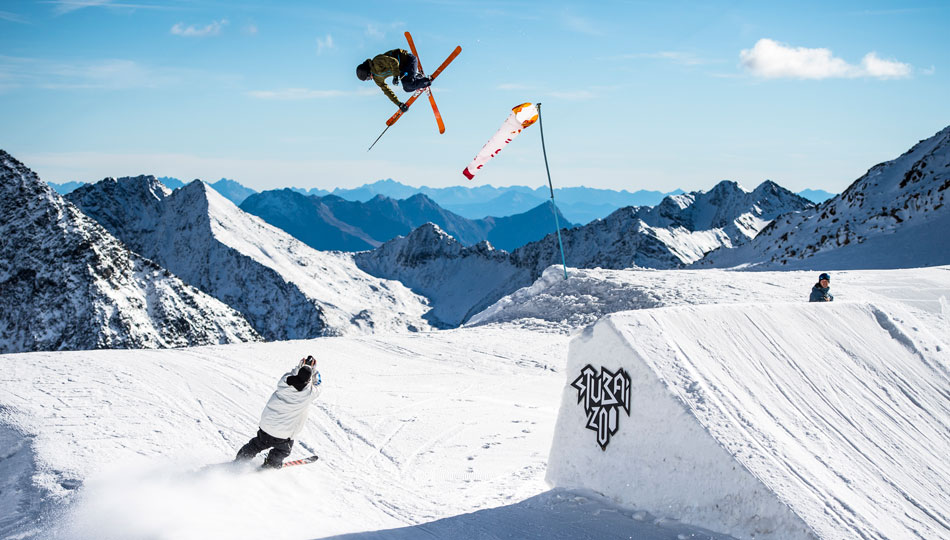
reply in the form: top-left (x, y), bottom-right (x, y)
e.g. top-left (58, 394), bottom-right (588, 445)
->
top-left (367, 124), bottom-right (391, 152)
top-left (536, 103), bottom-right (568, 280)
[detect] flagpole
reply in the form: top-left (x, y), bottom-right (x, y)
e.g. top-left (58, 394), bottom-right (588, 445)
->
top-left (536, 103), bottom-right (568, 280)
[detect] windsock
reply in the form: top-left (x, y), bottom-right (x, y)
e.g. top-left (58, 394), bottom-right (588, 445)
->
top-left (462, 102), bottom-right (539, 180)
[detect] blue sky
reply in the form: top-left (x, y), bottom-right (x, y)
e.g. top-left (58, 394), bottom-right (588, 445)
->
top-left (1, 0), bottom-right (947, 193)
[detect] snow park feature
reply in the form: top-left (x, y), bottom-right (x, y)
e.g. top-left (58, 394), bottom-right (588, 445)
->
top-left (1, 262), bottom-right (948, 539)
top-left (547, 302), bottom-right (949, 539)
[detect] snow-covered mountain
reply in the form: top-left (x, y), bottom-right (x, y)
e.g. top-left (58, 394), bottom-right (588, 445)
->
top-left (701, 125), bottom-right (950, 269)
top-left (511, 180), bottom-right (811, 276)
top-left (0, 151), bottom-right (260, 354)
top-left (68, 176), bottom-right (432, 340)
top-left (356, 180), bottom-right (810, 326)
top-left (240, 189), bottom-right (573, 252)
top-left (210, 178), bottom-right (257, 206)
top-left (355, 224), bottom-right (532, 326)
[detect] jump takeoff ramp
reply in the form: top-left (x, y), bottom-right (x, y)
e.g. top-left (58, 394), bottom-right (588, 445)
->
top-left (547, 302), bottom-right (949, 539)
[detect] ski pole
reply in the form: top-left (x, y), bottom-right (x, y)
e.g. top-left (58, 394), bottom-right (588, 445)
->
top-left (368, 124), bottom-right (391, 152)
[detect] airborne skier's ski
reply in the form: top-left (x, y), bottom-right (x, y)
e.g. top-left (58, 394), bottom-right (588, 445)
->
top-left (368, 41), bottom-right (460, 151)
top-left (404, 31), bottom-right (445, 134)
top-left (385, 44), bottom-right (460, 126)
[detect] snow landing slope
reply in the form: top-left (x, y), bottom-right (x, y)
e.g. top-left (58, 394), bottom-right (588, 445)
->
top-left (68, 176), bottom-right (432, 339)
top-left (548, 301), bottom-right (949, 539)
top-left (0, 151), bottom-right (259, 354)
top-left (468, 265), bottom-right (950, 333)
top-left (701, 125), bottom-right (950, 269)
top-left (0, 327), bottom-right (730, 540)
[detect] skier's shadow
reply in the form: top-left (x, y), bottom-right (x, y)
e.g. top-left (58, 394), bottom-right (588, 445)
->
top-left (315, 489), bottom-right (734, 540)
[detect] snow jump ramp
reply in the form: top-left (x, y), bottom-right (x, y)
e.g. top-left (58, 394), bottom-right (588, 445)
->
top-left (546, 302), bottom-right (949, 540)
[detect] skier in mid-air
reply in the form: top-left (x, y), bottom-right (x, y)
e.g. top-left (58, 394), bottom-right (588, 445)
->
top-left (235, 356), bottom-right (322, 469)
top-left (809, 273), bottom-right (834, 302)
top-left (357, 48), bottom-right (431, 112)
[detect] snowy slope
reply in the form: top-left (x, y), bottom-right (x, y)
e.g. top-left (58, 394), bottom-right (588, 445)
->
top-left (354, 224), bottom-right (532, 326)
top-left (1, 265), bottom-right (947, 539)
top-left (0, 151), bottom-right (260, 354)
top-left (69, 177), bottom-right (432, 339)
top-left (0, 327), bottom-right (729, 540)
top-left (701, 125), bottom-right (950, 269)
top-left (548, 302), bottom-right (949, 539)
top-left (468, 265), bottom-right (950, 333)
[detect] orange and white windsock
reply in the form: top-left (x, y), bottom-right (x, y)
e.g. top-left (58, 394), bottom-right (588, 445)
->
top-left (462, 102), bottom-right (539, 180)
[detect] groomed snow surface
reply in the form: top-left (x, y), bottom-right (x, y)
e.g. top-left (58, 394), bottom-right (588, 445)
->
top-left (2, 266), bottom-right (949, 539)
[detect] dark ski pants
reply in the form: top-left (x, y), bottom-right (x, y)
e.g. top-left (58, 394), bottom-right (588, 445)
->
top-left (236, 428), bottom-right (294, 468)
top-left (400, 54), bottom-right (430, 92)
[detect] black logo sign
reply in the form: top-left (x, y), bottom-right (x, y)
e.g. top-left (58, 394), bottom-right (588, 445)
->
top-left (571, 365), bottom-right (631, 451)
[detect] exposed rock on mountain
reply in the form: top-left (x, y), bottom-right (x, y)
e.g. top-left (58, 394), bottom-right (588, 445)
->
top-left (0, 151), bottom-right (260, 353)
top-left (69, 178), bottom-right (432, 339)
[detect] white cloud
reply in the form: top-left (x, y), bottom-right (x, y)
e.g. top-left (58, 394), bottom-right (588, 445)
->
top-left (316, 34), bottom-right (334, 55)
top-left (45, 0), bottom-right (169, 15)
top-left (247, 88), bottom-right (347, 100)
top-left (560, 8), bottom-right (600, 36)
top-left (740, 38), bottom-right (912, 80)
top-left (244, 24), bottom-right (258, 36)
top-left (0, 55), bottom-right (236, 91)
top-left (860, 52), bottom-right (912, 78)
top-left (171, 19), bottom-right (228, 37)
top-left (364, 24), bottom-right (384, 39)
top-left (921, 65), bottom-right (936, 76)
top-left (0, 10), bottom-right (27, 23)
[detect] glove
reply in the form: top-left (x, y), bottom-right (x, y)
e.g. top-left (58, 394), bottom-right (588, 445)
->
top-left (392, 76), bottom-right (400, 86)
top-left (398, 103), bottom-right (408, 113)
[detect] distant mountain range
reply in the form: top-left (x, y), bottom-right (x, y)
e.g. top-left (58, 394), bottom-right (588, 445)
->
top-left (7, 125), bottom-right (944, 346)
top-left (354, 179), bottom-right (813, 325)
top-left (240, 189), bottom-right (574, 252)
top-left (66, 177), bottom-right (432, 340)
top-left (48, 177), bottom-right (835, 224)
top-left (0, 152), bottom-right (260, 353)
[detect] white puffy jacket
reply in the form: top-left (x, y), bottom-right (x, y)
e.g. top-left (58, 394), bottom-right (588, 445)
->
top-left (258, 368), bottom-right (322, 440)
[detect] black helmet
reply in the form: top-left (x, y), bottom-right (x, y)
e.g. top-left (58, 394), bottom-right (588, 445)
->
top-left (356, 60), bottom-right (372, 81)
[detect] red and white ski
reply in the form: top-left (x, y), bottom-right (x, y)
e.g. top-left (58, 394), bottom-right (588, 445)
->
top-left (404, 31), bottom-right (445, 134)
top-left (281, 455), bottom-right (319, 469)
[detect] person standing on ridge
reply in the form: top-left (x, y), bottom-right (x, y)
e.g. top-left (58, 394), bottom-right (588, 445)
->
top-left (809, 273), bottom-right (834, 302)
top-left (356, 48), bottom-right (431, 112)
top-left (235, 356), bottom-right (322, 469)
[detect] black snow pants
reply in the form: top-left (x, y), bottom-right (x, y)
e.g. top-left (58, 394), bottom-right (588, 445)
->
top-left (236, 428), bottom-right (294, 468)
top-left (399, 53), bottom-right (430, 92)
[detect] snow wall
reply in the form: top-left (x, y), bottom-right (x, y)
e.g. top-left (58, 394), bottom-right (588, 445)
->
top-left (546, 302), bottom-right (949, 540)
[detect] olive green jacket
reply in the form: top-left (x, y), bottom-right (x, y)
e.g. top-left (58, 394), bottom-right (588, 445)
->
top-left (369, 49), bottom-right (410, 106)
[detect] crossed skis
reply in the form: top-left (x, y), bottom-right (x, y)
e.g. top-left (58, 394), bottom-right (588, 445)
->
top-left (368, 32), bottom-right (462, 151)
